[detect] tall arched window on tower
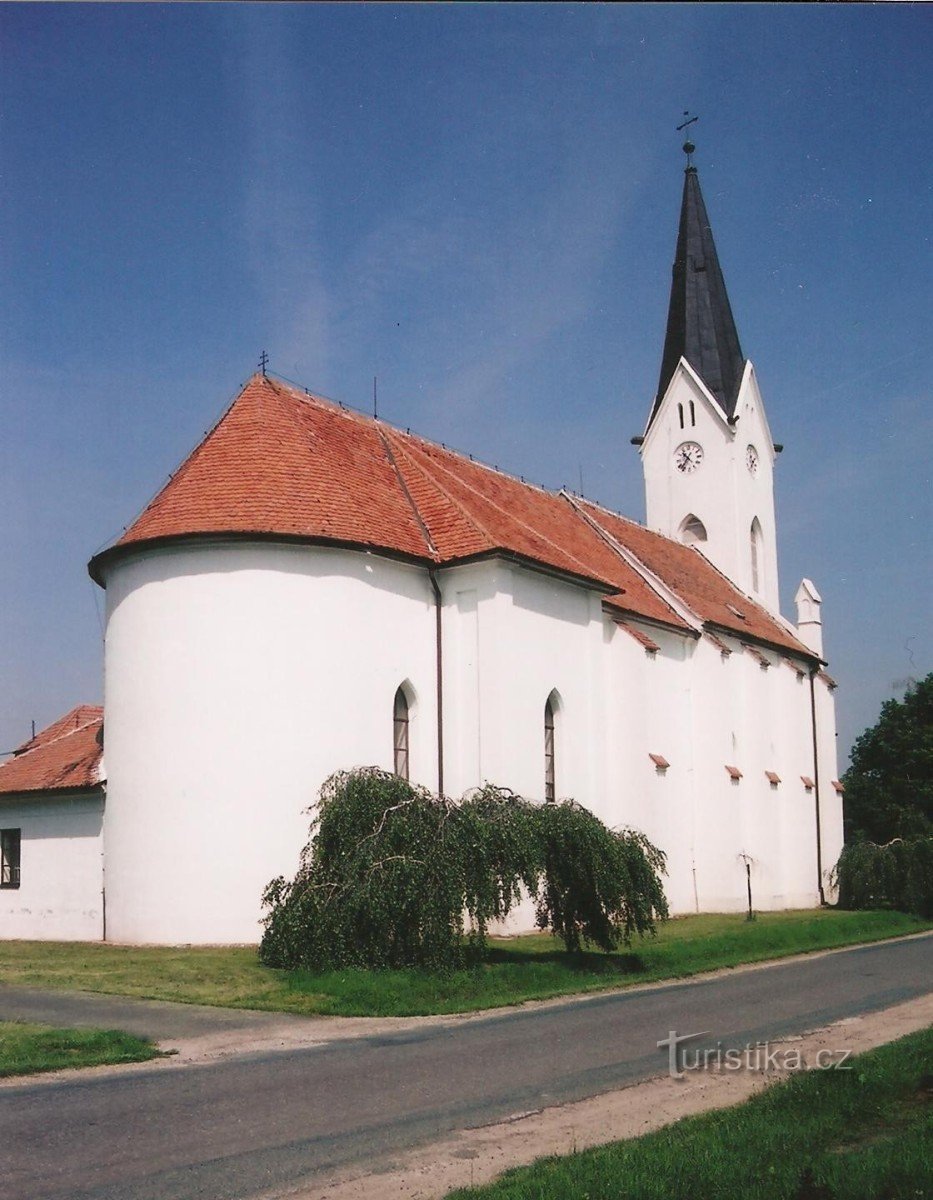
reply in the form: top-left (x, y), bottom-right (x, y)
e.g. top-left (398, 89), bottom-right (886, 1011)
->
top-left (678, 513), bottom-right (708, 547)
top-left (750, 518), bottom-right (763, 594)
top-left (544, 694), bottom-right (557, 802)
top-left (393, 687), bottom-right (410, 781)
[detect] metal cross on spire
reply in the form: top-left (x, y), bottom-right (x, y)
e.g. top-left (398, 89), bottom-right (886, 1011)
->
top-left (259, 349), bottom-right (269, 376)
top-left (676, 111), bottom-right (699, 167)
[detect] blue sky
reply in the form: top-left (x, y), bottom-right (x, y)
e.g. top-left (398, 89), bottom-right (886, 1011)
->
top-left (1, 4), bottom-right (930, 764)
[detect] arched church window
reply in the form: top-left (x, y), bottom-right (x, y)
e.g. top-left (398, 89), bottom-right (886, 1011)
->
top-left (689, 400), bottom-right (696, 427)
top-left (393, 687), bottom-right (410, 781)
top-left (678, 514), bottom-right (708, 546)
top-left (544, 694), bottom-right (557, 803)
top-left (750, 518), bottom-right (763, 593)
top-left (677, 403), bottom-right (684, 430)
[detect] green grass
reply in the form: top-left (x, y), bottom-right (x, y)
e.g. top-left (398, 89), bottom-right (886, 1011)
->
top-left (445, 1027), bottom-right (933, 1200)
top-left (0, 1021), bottom-right (161, 1078)
top-left (0, 909), bottom-right (927, 1018)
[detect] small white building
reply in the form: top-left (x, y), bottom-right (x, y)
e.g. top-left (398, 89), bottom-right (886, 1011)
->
top-left (1, 155), bottom-right (845, 945)
top-left (0, 707), bottom-right (105, 940)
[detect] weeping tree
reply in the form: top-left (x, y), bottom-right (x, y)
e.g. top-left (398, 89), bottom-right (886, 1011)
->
top-left (259, 769), bottom-right (668, 971)
top-left (833, 837), bottom-right (933, 919)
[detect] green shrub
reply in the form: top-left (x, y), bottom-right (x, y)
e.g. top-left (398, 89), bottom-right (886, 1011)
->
top-left (259, 769), bottom-right (668, 971)
top-left (833, 836), bottom-right (933, 918)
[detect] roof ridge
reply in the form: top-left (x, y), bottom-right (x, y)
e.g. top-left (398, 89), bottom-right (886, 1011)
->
top-left (563, 494), bottom-right (698, 630)
top-left (375, 427), bottom-right (438, 559)
top-left (268, 371), bottom-right (566, 503)
top-left (393, 433), bottom-right (618, 586)
top-left (11, 713), bottom-right (102, 759)
top-left (113, 378), bottom-right (269, 545)
top-left (383, 430), bottom-right (500, 554)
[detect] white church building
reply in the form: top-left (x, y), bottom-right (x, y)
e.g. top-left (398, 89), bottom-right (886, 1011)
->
top-left (1, 154), bottom-right (844, 945)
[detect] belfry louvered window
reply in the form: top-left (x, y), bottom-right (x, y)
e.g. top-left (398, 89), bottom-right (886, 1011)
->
top-left (393, 687), bottom-right (410, 781)
top-left (544, 697), bottom-right (556, 803)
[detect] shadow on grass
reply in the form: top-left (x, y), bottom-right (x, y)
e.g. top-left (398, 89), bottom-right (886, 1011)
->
top-left (484, 945), bottom-right (647, 975)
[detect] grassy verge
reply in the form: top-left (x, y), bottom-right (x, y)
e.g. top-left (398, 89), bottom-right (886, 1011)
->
top-left (0, 909), bottom-right (927, 1018)
top-left (445, 1027), bottom-right (933, 1200)
top-left (0, 1021), bottom-right (161, 1078)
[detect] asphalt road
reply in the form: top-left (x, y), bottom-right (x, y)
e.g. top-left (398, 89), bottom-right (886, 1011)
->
top-left (1, 935), bottom-right (930, 1200)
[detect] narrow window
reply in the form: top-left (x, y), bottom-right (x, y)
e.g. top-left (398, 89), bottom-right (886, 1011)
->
top-left (393, 687), bottom-right (410, 781)
top-left (689, 400), bottom-right (696, 426)
top-left (544, 696), bottom-right (556, 802)
top-left (1, 829), bottom-right (21, 889)
top-left (677, 403), bottom-right (684, 430)
top-left (750, 518), bottom-right (763, 593)
top-left (678, 514), bottom-right (708, 546)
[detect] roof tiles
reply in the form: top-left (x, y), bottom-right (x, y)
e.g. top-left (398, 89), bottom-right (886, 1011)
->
top-left (0, 707), bottom-right (103, 795)
top-left (89, 374), bottom-right (814, 659)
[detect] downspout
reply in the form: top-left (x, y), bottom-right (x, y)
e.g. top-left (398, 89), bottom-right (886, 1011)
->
top-left (428, 567), bottom-right (444, 795)
top-left (808, 665), bottom-right (826, 905)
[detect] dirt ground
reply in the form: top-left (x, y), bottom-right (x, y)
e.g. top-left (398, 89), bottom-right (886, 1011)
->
top-left (264, 993), bottom-right (932, 1200)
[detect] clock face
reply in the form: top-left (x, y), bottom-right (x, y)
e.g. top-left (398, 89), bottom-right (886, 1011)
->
top-left (746, 444), bottom-right (759, 474)
top-left (674, 441), bottom-right (703, 473)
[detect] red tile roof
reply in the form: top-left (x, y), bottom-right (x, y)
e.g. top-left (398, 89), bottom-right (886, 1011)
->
top-left (574, 498), bottom-right (810, 655)
top-left (88, 374), bottom-right (816, 659)
top-left (0, 707), bottom-right (103, 795)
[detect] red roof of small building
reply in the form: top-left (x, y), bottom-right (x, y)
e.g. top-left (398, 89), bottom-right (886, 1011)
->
top-left (0, 707), bottom-right (104, 795)
top-left (88, 374), bottom-right (815, 659)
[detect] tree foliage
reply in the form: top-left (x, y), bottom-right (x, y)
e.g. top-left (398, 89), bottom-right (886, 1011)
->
top-left (842, 673), bottom-right (933, 844)
top-left (259, 768), bottom-right (668, 971)
top-left (833, 837), bottom-right (933, 919)
top-left (533, 800), bottom-right (668, 952)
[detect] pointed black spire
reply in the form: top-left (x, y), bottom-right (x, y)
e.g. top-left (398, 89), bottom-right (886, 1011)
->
top-left (650, 153), bottom-right (746, 425)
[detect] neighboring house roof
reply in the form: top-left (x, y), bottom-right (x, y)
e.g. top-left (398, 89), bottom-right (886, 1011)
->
top-left (651, 164), bottom-right (746, 424)
top-left (88, 374), bottom-right (814, 659)
top-left (0, 706), bottom-right (104, 795)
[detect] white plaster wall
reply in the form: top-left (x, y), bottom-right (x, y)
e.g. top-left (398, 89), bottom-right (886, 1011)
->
top-left (605, 623), bottom-right (698, 914)
top-left (0, 793), bottom-right (103, 940)
top-left (101, 543), bottom-right (438, 944)
top-left (101, 539), bottom-right (839, 945)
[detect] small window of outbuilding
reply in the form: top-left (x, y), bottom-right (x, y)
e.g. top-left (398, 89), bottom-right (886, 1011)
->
top-left (1, 828), bottom-right (21, 889)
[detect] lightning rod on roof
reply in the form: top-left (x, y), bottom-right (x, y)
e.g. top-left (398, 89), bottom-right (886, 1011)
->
top-left (373, 376), bottom-right (378, 419)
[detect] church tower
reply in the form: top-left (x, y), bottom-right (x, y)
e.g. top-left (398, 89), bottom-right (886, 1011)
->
top-left (637, 139), bottom-right (781, 613)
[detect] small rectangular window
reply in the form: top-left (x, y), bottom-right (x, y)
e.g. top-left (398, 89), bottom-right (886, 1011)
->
top-left (1, 828), bottom-right (21, 889)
